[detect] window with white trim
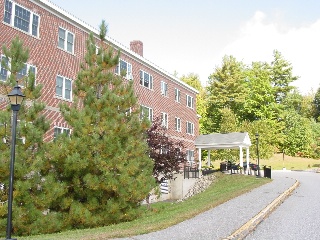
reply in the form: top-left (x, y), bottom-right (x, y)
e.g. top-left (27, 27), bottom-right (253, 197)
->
top-left (58, 27), bottom-right (74, 54)
top-left (160, 145), bottom-right (168, 155)
top-left (161, 81), bottom-right (168, 96)
top-left (0, 56), bottom-right (9, 82)
top-left (186, 94), bottom-right (194, 109)
top-left (115, 59), bottom-right (133, 80)
top-left (175, 88), bottom-right (180, 102)
top-left (4, 0), bottom-right (40, 37)
top-left (186, 121), bottom-right (194, 135)
top-left (139, 70), bottom-right (153, 89)
top-left (161, 112), bottom-right (168, 129)
top-left (186, 150), bottom-right (194, 163)
top-left (56, 75), bottom-right (72, 101)
top-left (0, 55), bottom-right (36, 85)
top-left (175, 117), bottom-right (181, 132)
top-left (125, 107), bottom-right (132, 116)
top-left (17, 63), bottom-right (36, 86)
top-left (140, 105), bottom-right (153, 121)
top-left (54, 126), bottom-right (71, 139)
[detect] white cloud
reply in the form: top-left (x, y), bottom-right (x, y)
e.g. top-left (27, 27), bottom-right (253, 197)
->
top-left (215, 11), bottom-right (320, 95)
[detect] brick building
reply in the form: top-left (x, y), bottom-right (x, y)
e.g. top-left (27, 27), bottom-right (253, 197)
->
top-left (0, 0), bottom-right (199, 163)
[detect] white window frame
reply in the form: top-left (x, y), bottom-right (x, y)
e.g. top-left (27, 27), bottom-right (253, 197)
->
top-left (186, 150), bottom-right (195, 163)
top-left (175, 88), bottom-right (180, 102)
top-left (161, 112), bottom-right (168, 129)
top-left (0, 55), bottom-right (9, 82)
top-left (186, 121), bottom-right (194, 135)
top-left (175, 117), bottom-right (181, 132)
top-left (0, 55), bottom-right (37, 85)
top-left (58, 27), bottom-right (75, 54)
top-left (186, 94), bottom-right (194, 109)
top-left (16, 63), bottom-right (36, 87)
top-left (125, 107), bottom-right (132, 116)
top-left (56, 75), bottom-right (72, 101)
top-left (4, 0), bottom-right (40, 37)
top-left (115, 59), bottom-right (133, 80)
top-left (161, 81), bottom-right (168, 96)
top-left (139, 70), bottom-right (153, 89)
top-left (54, 126), bottom-right (71, 139)
top-left (140, 105), bottom-right (153, 121)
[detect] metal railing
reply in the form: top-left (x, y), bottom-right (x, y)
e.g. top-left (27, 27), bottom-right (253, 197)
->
top-left (184, 166), bottom-right (199, 179)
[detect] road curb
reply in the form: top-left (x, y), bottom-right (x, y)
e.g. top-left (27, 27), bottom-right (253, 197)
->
top-left (224, 179), bottom-right (300, 240)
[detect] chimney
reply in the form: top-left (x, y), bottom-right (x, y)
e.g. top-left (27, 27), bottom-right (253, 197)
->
top-left (130, 40), bottom-right (143, 57)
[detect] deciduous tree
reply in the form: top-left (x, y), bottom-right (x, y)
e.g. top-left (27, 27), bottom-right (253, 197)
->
top-left (146, 117), bottom-right (186, 183)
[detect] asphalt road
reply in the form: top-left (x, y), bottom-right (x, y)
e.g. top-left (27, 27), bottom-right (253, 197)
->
top-left (246, 170), bottom-right (320, 240)
top-left (114, 171), bottom-right (297, 240)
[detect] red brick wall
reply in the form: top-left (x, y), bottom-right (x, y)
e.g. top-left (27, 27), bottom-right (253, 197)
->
top-left (0, 0), bottom-right (199, 156)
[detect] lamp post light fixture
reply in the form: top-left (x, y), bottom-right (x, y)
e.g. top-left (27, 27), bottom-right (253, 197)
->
top-left (255, 133), bottom-right (261, 178)
top-left (6, 83), bottom-right (25, 240)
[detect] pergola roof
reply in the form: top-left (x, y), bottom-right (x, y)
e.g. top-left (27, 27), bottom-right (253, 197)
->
top-left (195, 132), bottom-right (252, 150)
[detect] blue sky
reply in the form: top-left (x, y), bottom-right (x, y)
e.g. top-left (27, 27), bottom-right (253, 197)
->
top-left (49, 0), bottom-right (320, 95)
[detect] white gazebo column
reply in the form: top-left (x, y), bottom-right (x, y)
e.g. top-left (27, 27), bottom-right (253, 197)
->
top-left (239, 146), bottom-right (243, 169)
top-left (198, 148), bottom-right (202, 170)
top-left (208, 150), bottom-right (211, 167)
top-left (246, 147), bottom-right (250, 175)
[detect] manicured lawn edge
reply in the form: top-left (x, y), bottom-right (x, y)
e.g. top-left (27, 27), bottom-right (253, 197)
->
top-left (21, 173), bottom-right (270, 240)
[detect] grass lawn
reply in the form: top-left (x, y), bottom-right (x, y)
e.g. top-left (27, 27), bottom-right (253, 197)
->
top-left (19, 173), bottom-right (270, 240)
top-left (212, 153), bottom-right (320, 171)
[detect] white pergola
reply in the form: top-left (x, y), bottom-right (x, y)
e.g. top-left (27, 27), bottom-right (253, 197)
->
top-left (195, 132), bottom-right (252, 174)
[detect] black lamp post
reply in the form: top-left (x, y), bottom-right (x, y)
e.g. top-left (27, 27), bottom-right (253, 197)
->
top-left (6, 84), bottom-right (25, 240)
top-left (255, 133), bottom-right (261, 178)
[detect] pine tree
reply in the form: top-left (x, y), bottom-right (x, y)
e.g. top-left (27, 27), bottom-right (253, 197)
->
top-left (0, 37), bottom-right (54, 236)
top-left (47, 21), bottom-right (156, 230)
top-left (270, 50), bottom-right (298, 104)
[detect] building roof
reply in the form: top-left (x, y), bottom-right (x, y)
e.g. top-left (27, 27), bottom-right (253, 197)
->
top-left (195, 132), bottom-right (252, 149)
top-left (37, 0), bottom-right (199, 94)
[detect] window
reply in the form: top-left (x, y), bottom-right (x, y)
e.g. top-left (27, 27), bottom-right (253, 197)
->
top-left (161, 81), bottom-right (168, 96)
top-left (161, 112), bottom-right (168, 129)
top-left (17, 63), bottom-right (36, 86)
top-left (125, 107), bottom-right (132, 116)
top-left (160, 145), bottom-right (168, 155)
top-left (139, 70), bottom-right (153, 89)
top-left (4, 0), bottom-right (40, 37)
top-left (175, 88), bottom-right (180, 102)
top-left (186, 150), bottom-right (194, 163)
top-left (54, 126), bottom-right (70, 139)
top-left (58, 27), bottom-right (74, 53)
top-left (0, 55), bottom-right (36, 85)
top-left (115, 59), bottom-right (133, 80)
top-left (186, 94), bottom-right (194, 109)
top-left (175, 117), bottom-right (181, 132)
top-left (56, 75), bottom-right (72, 100)
top-left (0, 56), bottom-right (9, 82)
top-left (186, 121), bottom-right (194, 135)
top-left (140, 105), bottom-right (153, 121)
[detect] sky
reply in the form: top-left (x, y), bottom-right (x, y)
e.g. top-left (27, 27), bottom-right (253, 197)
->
top-left (49, 0), bottom-right (320, 95)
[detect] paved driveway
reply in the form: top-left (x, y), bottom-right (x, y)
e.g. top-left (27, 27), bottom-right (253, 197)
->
top-left (114, 171), bottom-right (297, 240)
top-left (246, 170), bottom-right (320, 240)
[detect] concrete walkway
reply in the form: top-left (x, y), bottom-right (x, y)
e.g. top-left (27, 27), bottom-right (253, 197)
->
top-left (114, 170), bottom-right (299, 240)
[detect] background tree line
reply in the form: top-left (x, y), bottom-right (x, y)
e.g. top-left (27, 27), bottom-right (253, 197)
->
top-left (181, 51), bottom-right (320, 161)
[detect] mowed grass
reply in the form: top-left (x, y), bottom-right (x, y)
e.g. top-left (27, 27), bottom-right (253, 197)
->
top-left (212, 153), bottom-right (320, 171)
top-left (262, 153), bottom-right (320, 170)
top-left (20, 173), bottom-right (270, 240)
